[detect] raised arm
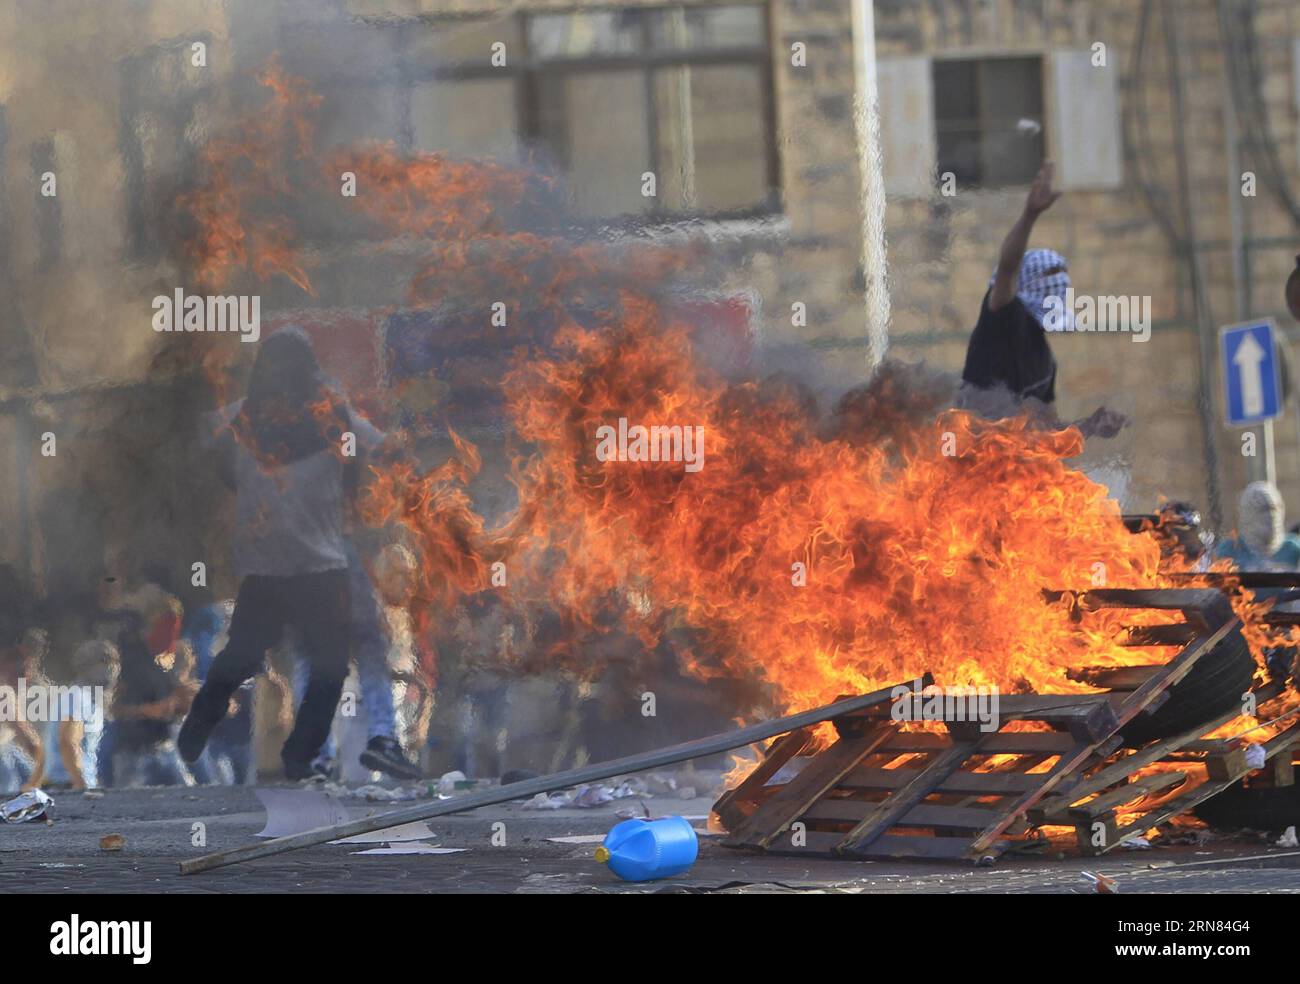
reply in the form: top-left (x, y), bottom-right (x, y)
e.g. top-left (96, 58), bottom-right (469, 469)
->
top-left (989, 161), bottom-right (1061, 311)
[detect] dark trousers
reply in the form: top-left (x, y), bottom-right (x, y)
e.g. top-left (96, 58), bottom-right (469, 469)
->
top-left (192, 571), bottom-right (350, 769)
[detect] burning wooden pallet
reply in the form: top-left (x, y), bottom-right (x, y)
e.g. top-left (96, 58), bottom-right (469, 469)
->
top-left (1028, 679), bottom-right (1300, 854)
top-left (714, 587), bottom-right (1258, 861)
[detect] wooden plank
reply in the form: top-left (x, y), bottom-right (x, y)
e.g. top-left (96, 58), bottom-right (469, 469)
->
top-left (1119, 625), bottom-right (1198, 647)
top-left (1106, 722), bottom-right (1300, 851)
top-left (1269, 753), bottom-right (1295, 788)
top-left (966, 739), bottom-right (1099, 854)
top-left (1041, 681), bottom-right (1286, 816)
top-left (841, 766), bottom-right (1046, 795)
top-left (1044, 588), bottom-right (1227, 611)
top-left (1067, 770), bottom-right (1188, 819)
top-left (838, 739), bottom-right (984, 854)
top-left (725, 725), bottom-right (896, 849)
top-left (1167, 571), bottom-right (1300, 589)
top-left (712, 728), bottom-right (813, 829)
top-left (833, 674), bottom-right (934, 738)
top-left (881, 731), bottom-right (1076, 755)
top-left (802, 799), bottom-right (1001, 830)
top-left (994, 694), bottom-right (1113, 712)
top-left (1206, 747), bottom-right (1250, 782)
top-left (879, 693), bottom-right (1117, 741)
top-left (1067, 664), bottom-right (1164, 688)
top-left (181, 683), bottom-right (911, 875)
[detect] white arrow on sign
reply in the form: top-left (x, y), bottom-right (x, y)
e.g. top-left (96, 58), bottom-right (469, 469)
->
top-left (1232, 331), bottom-right (1267, 418)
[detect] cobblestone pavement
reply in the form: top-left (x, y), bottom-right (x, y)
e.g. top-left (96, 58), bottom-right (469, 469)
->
top-left (2, 785), bottom-right (1297, 893)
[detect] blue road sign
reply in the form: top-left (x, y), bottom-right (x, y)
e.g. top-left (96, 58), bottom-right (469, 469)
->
top-left (1221, 319), bottom-right (1282, 427)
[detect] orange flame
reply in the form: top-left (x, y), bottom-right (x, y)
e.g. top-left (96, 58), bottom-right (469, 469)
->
top-left (179, 62), bottom-right (1299, 732)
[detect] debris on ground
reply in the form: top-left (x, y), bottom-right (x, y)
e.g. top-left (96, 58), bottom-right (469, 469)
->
top-left (435, 771), bottom-right (467, 796)
top-left (349, 844), bottom-right (466, 856)
top-left (99, 833), bottom-right (125, 851)
top-left (1277, 825), bottom-right (1298, 847)
top-left (254, 788), bottom-right (349, 838)
top-left (352, 784), bottom-right (424, 802)
top-left (332, 820), bottom-right (436, 845)
top-left (596, 816), bottom-right (698, 882)
top-left (1080, 870), bottom-right (1120, 894)
top-left (523, 780), bottom-right (650, 810)
top-left (1245, 743), bottom-right (1266, 770)
top-left (2, 789), bottom-right (53, 823)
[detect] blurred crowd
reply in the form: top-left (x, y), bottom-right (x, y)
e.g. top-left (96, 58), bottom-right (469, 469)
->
top-left (0, 545), bottom-right (436, 793)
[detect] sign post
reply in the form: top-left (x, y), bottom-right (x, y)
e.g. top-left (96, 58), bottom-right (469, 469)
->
top-left (1220, 318), bottom-right (1283, 485)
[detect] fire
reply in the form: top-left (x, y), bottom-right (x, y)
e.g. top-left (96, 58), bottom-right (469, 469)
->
top-left (497, 305), bottom-right (1168, 712)
top-left (179, 57), bottom-right (319, 295)
top-left (180, 62), bottom-right (1295, 729)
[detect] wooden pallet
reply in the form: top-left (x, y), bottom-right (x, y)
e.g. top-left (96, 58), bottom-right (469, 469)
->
top-left (714, 587), bottom-right (1244, 861)
top-left (1028, 680), bottom-right (1300, 854)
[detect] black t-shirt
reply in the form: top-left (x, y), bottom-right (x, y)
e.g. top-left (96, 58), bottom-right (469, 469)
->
top-left (961, 289), bottom-right (1057, 403)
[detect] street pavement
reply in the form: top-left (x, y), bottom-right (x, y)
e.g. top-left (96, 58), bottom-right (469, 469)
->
top-left (2, 783), bottom-right (1298, 893)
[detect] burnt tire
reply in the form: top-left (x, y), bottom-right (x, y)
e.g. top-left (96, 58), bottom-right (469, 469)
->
top-left (1115, 628), bottom-right (1257, 748)
top-left (1194, 781), bottom-right (1300, 832)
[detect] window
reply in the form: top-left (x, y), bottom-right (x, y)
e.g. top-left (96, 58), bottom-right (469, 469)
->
top-left (933, 57), bottom-right (1044, 187)
top-left (118, 37), bottom-right (214, 259)
top-left (401, 4), bottom-right (778, 221)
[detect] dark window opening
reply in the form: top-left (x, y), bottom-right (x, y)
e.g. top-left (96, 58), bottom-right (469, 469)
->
top-left (933, 56), bottom-right (1044, 188)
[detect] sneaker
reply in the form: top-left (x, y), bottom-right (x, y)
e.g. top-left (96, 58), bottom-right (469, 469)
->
top-left (283, 756), bottom-right (332, 783)
top-left (359, 736), bottom-right (423, 781)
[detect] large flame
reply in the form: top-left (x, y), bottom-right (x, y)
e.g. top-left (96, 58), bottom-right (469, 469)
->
top-left (180, 64), bottom-right (1297, 730)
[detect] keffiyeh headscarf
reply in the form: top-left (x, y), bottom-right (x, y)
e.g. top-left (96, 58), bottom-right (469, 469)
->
top-left (990, 248), bottom-right (1073, 331)
top-left (1239, 480), bottom-right (1286, 558)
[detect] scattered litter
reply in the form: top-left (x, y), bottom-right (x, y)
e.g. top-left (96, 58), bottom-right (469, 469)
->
top-left (1080, 870), bottom-right (1119, 894)
top-left (1277, 826), bottom-right (1298, 848)
top-left (99, 833), bottom-right (125, 852)
top-left (37, 862), bottom-right (82, 869)
top-left (352, 784), bottom-right (423, 802)
top-left (1158, 826), bottom-right (1216, 846)
top-left (523, 781), bottom-right (648, 811)
top-left (1245, 743), bottom-right (1267, 770)
top-left (82, 790), bottom-right (104, 800)
top-left (350, 844), bottom-right (466, 856)
top-left (1120, 836), bottom-right (1151, 850)
top-left (2, 789), bottom-right (53, 823)
top-left (254, 788), bottom-right (349, 839)
top-left (332, 821), bottom-right (436, 845)
top-left (436, 771), bottom-right (467, 796)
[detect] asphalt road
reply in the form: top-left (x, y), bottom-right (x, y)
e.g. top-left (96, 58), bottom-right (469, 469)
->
top-left (2, 784), bottom-right (1298, 893)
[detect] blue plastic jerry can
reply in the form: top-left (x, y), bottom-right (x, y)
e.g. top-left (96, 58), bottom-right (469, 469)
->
top-left (595, 816), bottom-right (699, 882)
